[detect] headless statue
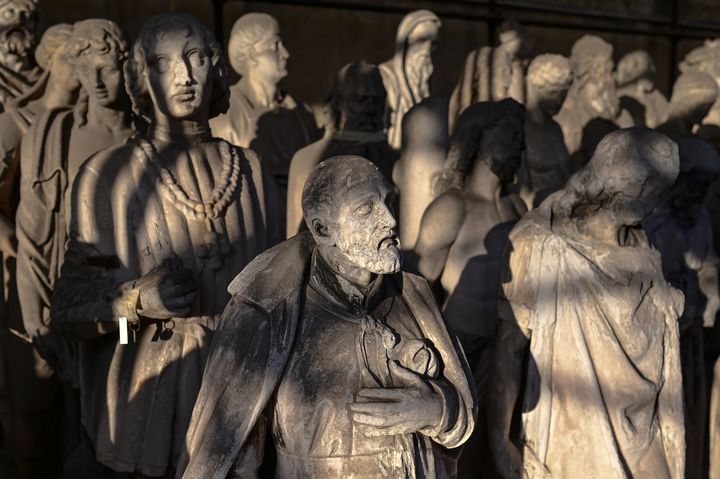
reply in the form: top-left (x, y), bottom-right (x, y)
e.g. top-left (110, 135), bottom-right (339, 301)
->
top-left (179, 155), bottom-right (476, 479)
top-left (520, 53), bottom-right (572, 209)
top-left (645, 138), bottom-right (720, 479)
top-left (50, 14), bottom-right (281, 477)
top-left (615, 50), bottom-right (669, 128)
top-left (449, 19), bottom-right (530, 133)
top-left (287, 61), bottom-right (396, 237)
top-left (490, 128), bottom-right (685, 479)
top-left (210, 12), bottom-right (321, 197)
top-left (379, 9), bottom-right (440, 150)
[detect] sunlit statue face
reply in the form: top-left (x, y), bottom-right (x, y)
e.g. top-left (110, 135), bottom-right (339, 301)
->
top-left (325, 178), bottom-right (401, 275)
top-left (76, 52), bottom-right (125, 107)
top-left (251, 28), bottom-right (289, 85)
top-left (405, 20), bottom-right (439, 89)
top-left (144, 30), bottom-right (213, 121)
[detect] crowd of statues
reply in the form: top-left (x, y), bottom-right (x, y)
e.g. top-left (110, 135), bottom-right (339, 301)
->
top-left (1, 1), bottom-right (720, 478)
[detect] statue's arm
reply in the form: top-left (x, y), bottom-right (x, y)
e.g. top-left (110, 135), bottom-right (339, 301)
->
top-left (51, 237), bottom-right (140, 340)
top-left (659, 302), bottom-right (686, 479)
top-left (488, 298), bottom-right (530, 479)
top-left (411, 192), bottom-right (465, 282)
top-left (227, 413), bottom-right (268, 479)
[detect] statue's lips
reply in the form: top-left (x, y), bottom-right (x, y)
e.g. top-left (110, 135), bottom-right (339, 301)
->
top-left (173, 89), bottom-right (196, 102)
top-left (378, 235), bottom-right (399, 249)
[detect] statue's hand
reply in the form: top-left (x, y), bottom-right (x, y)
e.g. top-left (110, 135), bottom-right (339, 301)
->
top-left (350, 360), bottom-right (442, 436)
top-left (134, 257), bottom-right (196, 319)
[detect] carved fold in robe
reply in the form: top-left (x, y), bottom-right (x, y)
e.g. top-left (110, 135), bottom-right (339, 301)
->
top-left (210, 81), bottom-right (321, 185)
top-left (178, 232), bottom-right (476, 479)
top-left (501, 198), bottom-right (685, 479)
top-left (51, 134), bottom-right (281, 476)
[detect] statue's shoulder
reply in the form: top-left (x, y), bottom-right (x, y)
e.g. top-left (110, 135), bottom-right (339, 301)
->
top-left (76, 140), bottom-right (139, 187)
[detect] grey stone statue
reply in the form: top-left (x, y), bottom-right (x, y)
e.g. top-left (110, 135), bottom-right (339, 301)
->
top-left (50, 14), bottom-right (280, 477)
top-left (16, 19), bottom-right (133, 375)
top-left (379, 9), bottom-right (440, 150)
top-left (490, 128), bottom-right (685, 479)
top-left (412, 99), bottom-right (526, 479)
top-left (211, 12), bottom-right (321, 198)
top-left (657, 70), bottom-right (718, 142)
top-left (520, 53), bottom-right (572, 208)
top-left (615, 50), bottom-right (669, 129)
top-left (554, 35), bottom-right (620, 171)
top-left (449, 19), bottom-right (530, 133)
top-left (645, 138), bottom-right (720, 479)
top-left (0, 0), bottom-right (41, 111)
top-left (179, 155), bottom-right (476, 478)
top-left (287, 61), bottom-right (396, 237)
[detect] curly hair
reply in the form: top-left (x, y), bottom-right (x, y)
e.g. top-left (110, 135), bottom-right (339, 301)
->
top-left (34, 23), bottom-right (73, 70)
top-left (527, 54), bottom-right (572, 91)
top-left (65, 19), bottom-right (129, 127)
top-left (227, 13), bottom-right (278, 76)
top-left (434, 98), bottom-right (524, 195)
top-left (124, 13), bottom-right (229, 120)
top-left (554, 127), bottom-right (678, 219)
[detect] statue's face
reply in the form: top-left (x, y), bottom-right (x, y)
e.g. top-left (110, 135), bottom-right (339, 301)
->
top-left (537, 81), bottom-right (569, 116)
top-left (76, 52), bottom-right (125, 108)
top-left (327, 178), bottom-right (401, 275)
top-left (0, 0), bottom-right (36, 62)
top-left (342, 72), bottom-right (387, 132)
top-left (250, 29), bottom-right (288, 85)
top-left (144, 30), bottom-right (213, 121)
top-left (406, 20), bottom-right (438, 86)
top-left (481, 114), bottom-right (525, 183)
top-left (585, 58), bottom-right (620, 119)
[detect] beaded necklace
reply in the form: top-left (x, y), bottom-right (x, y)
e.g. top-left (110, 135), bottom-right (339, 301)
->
top-left (135, 137), bottom-right (241, 222)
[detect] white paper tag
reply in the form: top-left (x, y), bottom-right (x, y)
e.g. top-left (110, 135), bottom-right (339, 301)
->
top-left (119, 317), bottom-right (128, 345)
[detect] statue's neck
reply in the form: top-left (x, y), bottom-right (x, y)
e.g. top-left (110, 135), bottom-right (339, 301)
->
top-left (525, 94), bottom-right (548, 125)
top-left (317, 243), bottom-right (376, 286)
top-left (150, 117), bottom-right (212, 145)
top-left (85, 98), bottom-right (131, 133)
top-left (239, 74), bottom-right (279, 109)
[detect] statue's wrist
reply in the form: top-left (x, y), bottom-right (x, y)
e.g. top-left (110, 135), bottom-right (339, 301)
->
top-left (112, 283), bottom-right (141, 323)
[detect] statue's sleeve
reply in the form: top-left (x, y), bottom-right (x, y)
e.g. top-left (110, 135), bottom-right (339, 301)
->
top-left (51, 157), bottom-right (139, 340)
top-left (498, 222), bottom-right (542, 337)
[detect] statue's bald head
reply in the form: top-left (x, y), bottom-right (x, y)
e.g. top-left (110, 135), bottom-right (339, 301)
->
top-left (302, 155), bottom-right (388, 226)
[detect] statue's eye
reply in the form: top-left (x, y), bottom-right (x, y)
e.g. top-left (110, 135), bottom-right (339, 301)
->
top-left (153, 57), bottom-right (170, 73)
top-left (3, 8), bottom-right (14, 19)
top-left (188, 49), bottom-right (206, 67)
top-left (356, 203), bottom-right (373, 216)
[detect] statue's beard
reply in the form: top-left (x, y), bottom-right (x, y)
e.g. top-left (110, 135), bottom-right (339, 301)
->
top-left (0, 26), bottom-right (34, 60)
top-left (337, 234), bottom-right (402, 275)
top-left (406, 52), bottom-right (433, 100)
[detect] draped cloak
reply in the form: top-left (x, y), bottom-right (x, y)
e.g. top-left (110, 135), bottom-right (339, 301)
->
top-left (178, 232), bottom-right (477, 478)
top-left (500, 198), bottom-right (686, 479)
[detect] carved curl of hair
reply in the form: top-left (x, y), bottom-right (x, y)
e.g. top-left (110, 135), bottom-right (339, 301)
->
top-left (526, 54), bottom-right (572, 91)
top-left (34, 23), bottom-right (73, 70)
top-left (227, 13), bottom-right (278, 76)
top-left (124, 13), bottom-right (229, 120)
top-left (554, 127), bottom-right (678, 219)
top-left (434, 98), bottom-right (524, 195)
top-left (0, 0), bottom-right (37, 13)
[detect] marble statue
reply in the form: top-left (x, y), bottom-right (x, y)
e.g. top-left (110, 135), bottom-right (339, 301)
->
top-left (210, 12), bottom-right (321, 198)
top-left (645, 138), bottom-right (720, 479)
top-left (449, 19), bottom-right (530, 132)
top-left (490, 127), bottom-right (685, 479)
top-left (50, 13), bottom-right (281, 477)
top-left (287, 61), bottom-right (396, 237)
top-left (0, 0), bottom-right (41, 111)
top-left (0, 23), bottom-right (79, 478)
top-left (554, 35), bottom-right (620, 171)
top-left (412, 98), bottom-right (526, 479)
top-left (680, 39), bottom-right (720, 147)
top-left (615, 50), bottom-right (669, 128)
top-left (179, 155), bottom-right (476, 478)
top-left (657, 70), bottom-right (718, 142)
top-left (379, 9), bottom-right (440, 150)
top-left (16, 19), bottom-right (134, 377)
top-left (520, 53), bottom-right (572, 208)
top-left (394, 96), bottom-right (448, 251)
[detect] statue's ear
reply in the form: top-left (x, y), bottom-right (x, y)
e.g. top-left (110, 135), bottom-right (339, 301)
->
top-left (311, 217), bottom-right (333, 246)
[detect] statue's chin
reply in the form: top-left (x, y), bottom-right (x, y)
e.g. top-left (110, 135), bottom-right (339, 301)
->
top-left (343, 245), bottom-right (402, 275)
